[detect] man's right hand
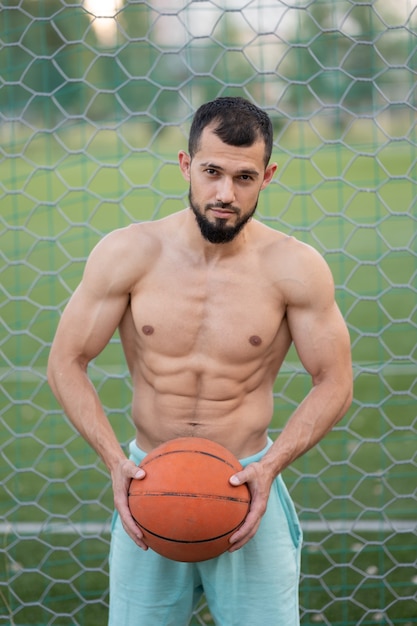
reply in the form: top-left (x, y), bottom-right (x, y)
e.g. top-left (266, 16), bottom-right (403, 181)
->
top-left (112, 458), bottom-right (148, 550)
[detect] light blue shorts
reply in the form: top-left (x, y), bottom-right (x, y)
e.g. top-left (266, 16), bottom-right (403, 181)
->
top-left (109, 439), bottom-right (302, 626)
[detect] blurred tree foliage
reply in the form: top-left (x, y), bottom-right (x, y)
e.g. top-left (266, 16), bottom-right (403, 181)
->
top-left (0, 0), bottom-right (415, 129)
top-left (1, 0), bottom-right (97, 126)
top-left (282, 0), bottom-right (415, 123)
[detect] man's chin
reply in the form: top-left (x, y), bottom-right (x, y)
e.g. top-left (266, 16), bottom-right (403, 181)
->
top-left (189, 193), bottom-right (257, 244)
top-left (200, 225), bottom-right (239, 244)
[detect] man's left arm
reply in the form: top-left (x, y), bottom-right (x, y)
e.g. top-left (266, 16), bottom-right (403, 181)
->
top-left (229, 244), bottom-right (353, 550)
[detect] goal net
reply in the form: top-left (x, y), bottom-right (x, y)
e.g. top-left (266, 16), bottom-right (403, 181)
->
top-left (1, 1), bottom-right (416, 625)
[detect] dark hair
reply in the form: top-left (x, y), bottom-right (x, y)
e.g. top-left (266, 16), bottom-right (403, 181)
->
top-left (188, 97), bottom-right (273, 166)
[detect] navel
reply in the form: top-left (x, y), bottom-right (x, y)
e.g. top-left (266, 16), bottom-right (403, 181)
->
top-left (249, 335), bottom-right (262, 347)
top-left (142, 325), bottom-right (154, 336)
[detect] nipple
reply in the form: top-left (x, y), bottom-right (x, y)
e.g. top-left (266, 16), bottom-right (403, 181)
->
top-left (142, 325), bottom-right (154, 336)
top-left (249, 335), bottom-right (262, 347)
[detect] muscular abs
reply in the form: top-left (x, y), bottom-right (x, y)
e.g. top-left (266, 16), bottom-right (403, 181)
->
top-left (118, 252), bottom-right (292, 458)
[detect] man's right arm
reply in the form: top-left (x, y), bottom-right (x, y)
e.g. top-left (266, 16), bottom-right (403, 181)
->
top-left (47, 229), bottom-right (148, 548)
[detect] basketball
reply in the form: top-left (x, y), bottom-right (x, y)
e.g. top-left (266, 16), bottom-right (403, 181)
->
top-left (128, 437), bottom-right (251, 562)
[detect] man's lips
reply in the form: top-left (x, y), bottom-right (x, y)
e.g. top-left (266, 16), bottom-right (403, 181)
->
top-left (208, 207), bottom-right (236, 218)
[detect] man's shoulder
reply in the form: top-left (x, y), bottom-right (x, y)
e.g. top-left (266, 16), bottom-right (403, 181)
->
top-left (96, 215), bottom-right (176, 256)
top-left (255, 223), bottom-right (333, 294)
top-left (254, 221), bottom-right (321, 261)
top-left (84, 220), bottom-right (166, 282)
top-left (105, 212), bottom-right (182, 244)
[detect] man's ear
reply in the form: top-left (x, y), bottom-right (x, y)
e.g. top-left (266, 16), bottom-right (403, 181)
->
top-left (260, 162), bottom-right (277, 190)
top-left (178, 150), bottom-right (191, 182)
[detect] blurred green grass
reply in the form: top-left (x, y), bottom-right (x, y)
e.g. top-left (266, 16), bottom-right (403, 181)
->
top-left (2, 531), bottom-right (415, 625)
top-left (1, 131), bottom-right (416, 518)
top-left (1, 130), bottom-right (416, 625)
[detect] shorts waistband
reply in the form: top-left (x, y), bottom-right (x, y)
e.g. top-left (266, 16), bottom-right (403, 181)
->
top-left (128, 437), bottom-right (273, 467)
top-left (240, 438), bottom-right (273, 467)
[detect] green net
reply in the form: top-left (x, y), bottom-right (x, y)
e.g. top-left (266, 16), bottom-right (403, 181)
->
top-left (1, 1), bottom-right (416, 624)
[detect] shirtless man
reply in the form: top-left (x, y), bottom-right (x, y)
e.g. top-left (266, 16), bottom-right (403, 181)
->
top-left (48, 97), bottom-right (352, 626)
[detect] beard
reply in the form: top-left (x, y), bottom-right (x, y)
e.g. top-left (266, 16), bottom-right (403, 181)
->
top-left (189, 188), bottom-right (258, 244)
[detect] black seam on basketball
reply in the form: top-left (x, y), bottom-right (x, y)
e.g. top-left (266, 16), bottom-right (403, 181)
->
top-left (140, 449), bottom-right (237, 470)
top-left (138, 521), bottom-right (245, 544)
top-left (129, 492), bottom-right (250, 503)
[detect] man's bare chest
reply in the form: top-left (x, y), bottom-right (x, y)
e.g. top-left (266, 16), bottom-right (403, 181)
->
top-left (129, 263), bottom-right (285, 362)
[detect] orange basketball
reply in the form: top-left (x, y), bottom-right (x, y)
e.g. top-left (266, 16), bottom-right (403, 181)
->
top-left (128, 437), bottom-right (251, 562)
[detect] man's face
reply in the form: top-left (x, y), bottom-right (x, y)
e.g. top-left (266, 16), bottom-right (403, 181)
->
top-left (179, 126), bottom-right (276, 244)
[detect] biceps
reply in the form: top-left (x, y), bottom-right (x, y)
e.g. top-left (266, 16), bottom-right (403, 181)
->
top-left (289, 303), bottom-right (351, 382)
top-left (52, 283), bottom-right (129, 364)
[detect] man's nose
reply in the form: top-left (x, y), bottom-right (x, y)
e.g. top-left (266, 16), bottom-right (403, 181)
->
top-left (216, 177), bottom-right (235, 205)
